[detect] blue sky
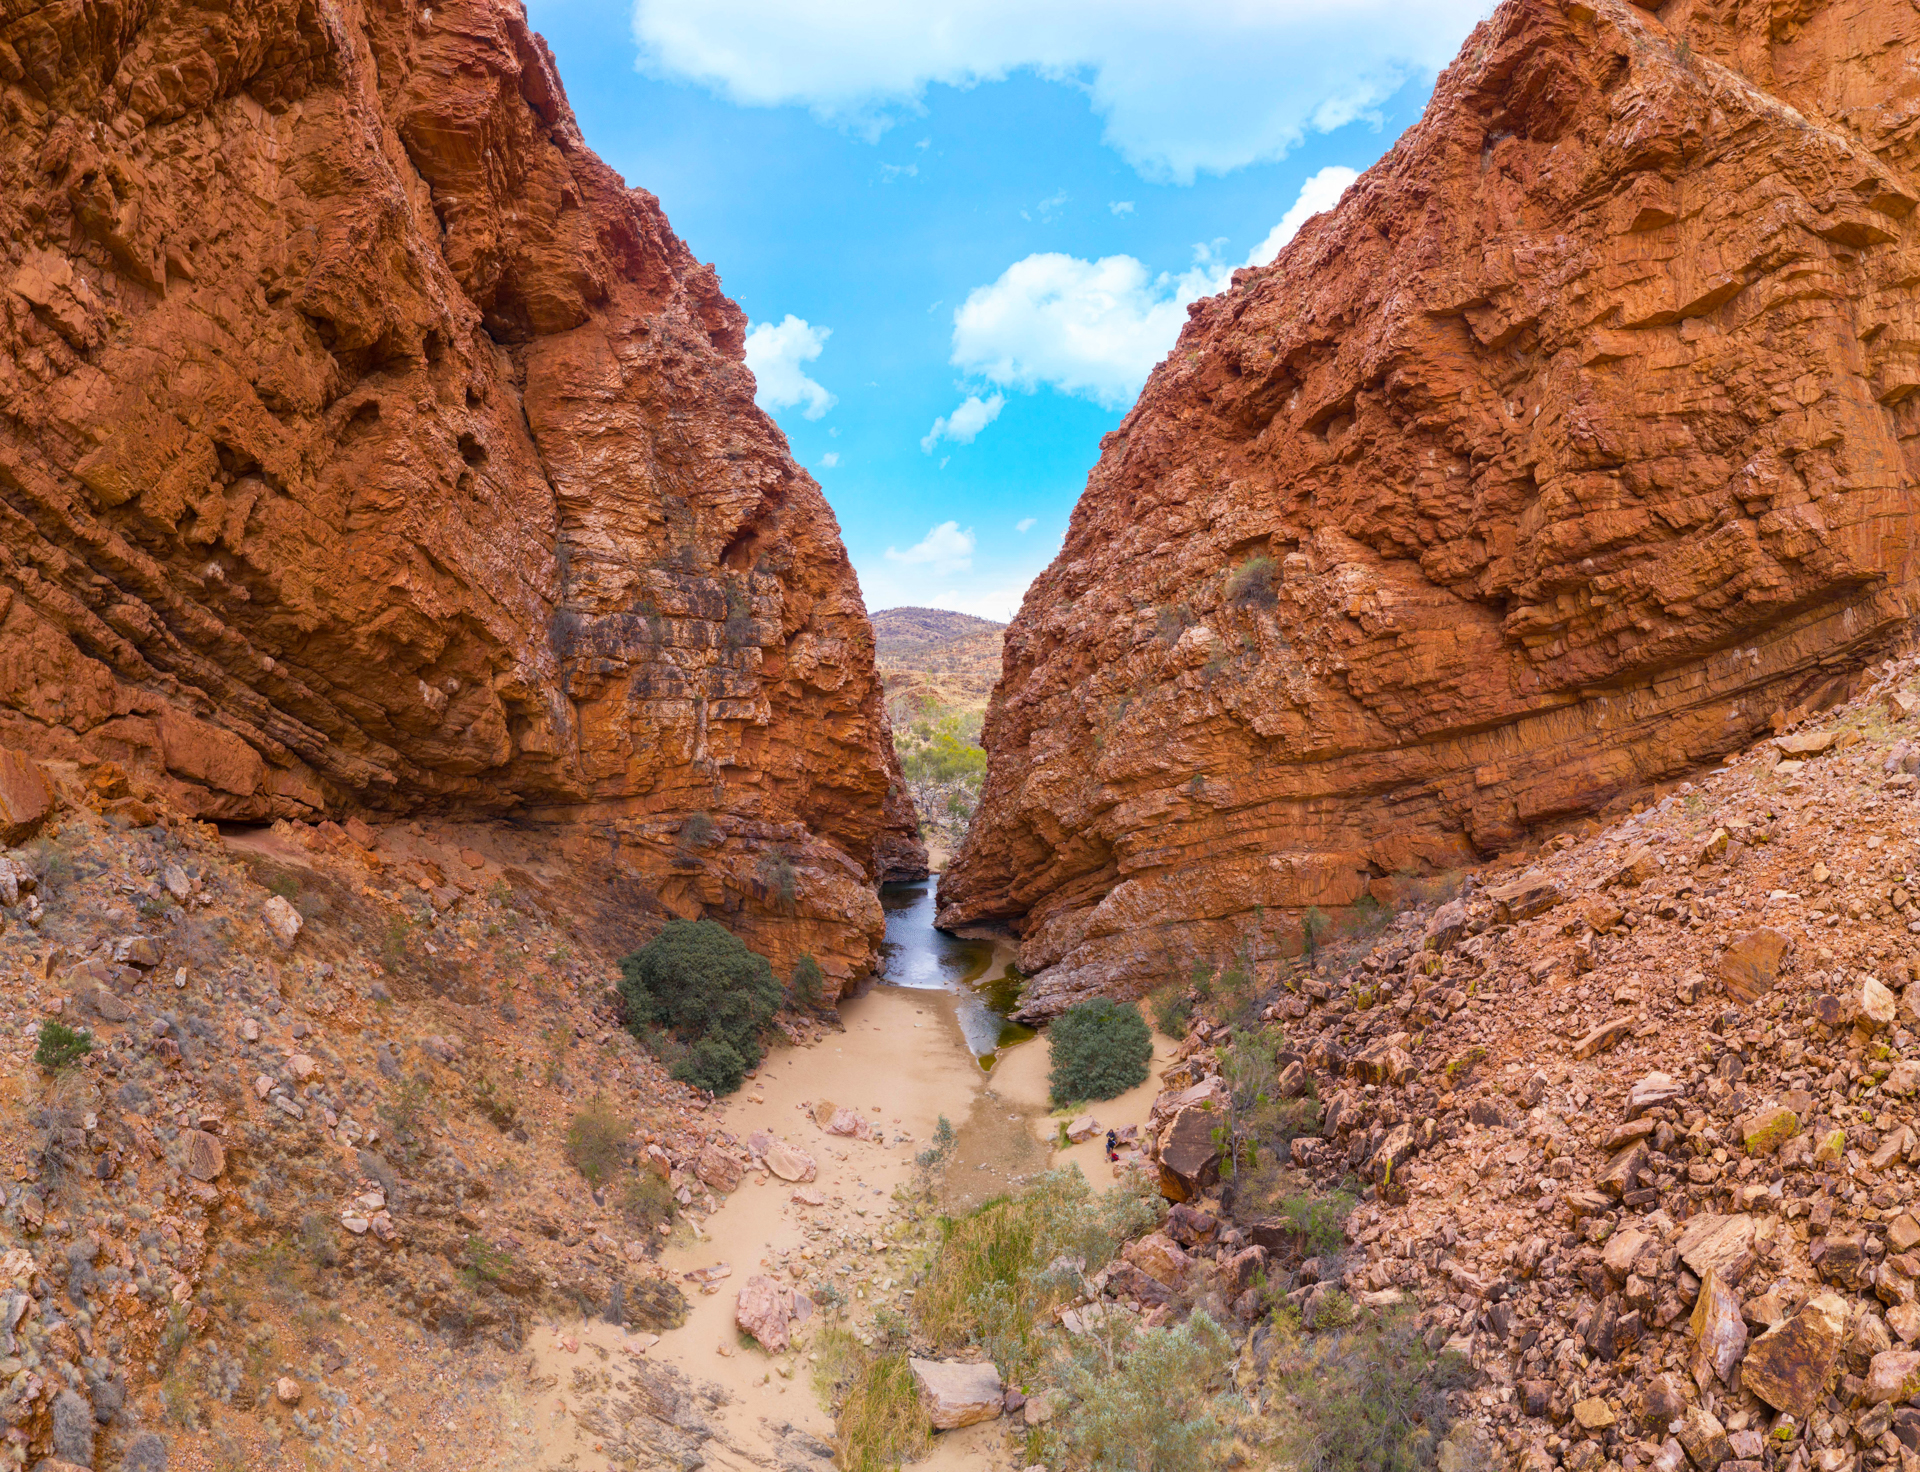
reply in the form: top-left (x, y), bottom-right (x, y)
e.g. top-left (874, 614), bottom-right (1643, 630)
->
top-left (523, 1), bottom-right (1490, 619)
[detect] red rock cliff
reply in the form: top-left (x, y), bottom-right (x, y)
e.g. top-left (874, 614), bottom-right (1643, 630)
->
top-left (940, 0), bottom-right (1920, 1016)
top-left (0, 0), bottom-right (923, 984)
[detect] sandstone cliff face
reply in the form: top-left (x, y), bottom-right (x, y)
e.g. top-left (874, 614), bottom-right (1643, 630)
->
top-left (0, 0), bottom-right (922, 983)
top-left (941, 0), bottom-right (1920, 1016)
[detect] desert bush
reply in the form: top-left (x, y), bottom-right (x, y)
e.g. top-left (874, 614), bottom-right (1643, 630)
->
top-left (565, 1096), bottom-right (631, 1186)
top-left (378, 1075), bottom-right (435, 1163)
top-left (618, 919), bottom-right (782, 1094)
top-left (1265, 1307), bottom-right (1469, 1471)
top-left (918, 1168), bottom-right (1155, 1375)
top-left (35, 1020), bottom-right (92, 1072)
top-left (618, 1171), bottom-right (676, 1232)
top-left (790, 954), bottom-right (826, 1012)
top-left (1226, 553), bottom-right (1279, 609)
top-left (1148, 985), bottom-right (1192, 1039)
top-left (1047, 998), bottom-right (1152, 1107)
top-left (1059, 1309), bottom-right (1237, 1470)
top-left (469, 1073), bottom-right (519, 1131)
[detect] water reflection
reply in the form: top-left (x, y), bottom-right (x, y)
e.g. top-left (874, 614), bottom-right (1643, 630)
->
top-left (879, 880), bottom-right (1035, 1061)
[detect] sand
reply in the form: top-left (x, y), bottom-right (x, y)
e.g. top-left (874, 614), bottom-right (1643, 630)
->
top-left (511, 988), bottom-right (1180, 1469)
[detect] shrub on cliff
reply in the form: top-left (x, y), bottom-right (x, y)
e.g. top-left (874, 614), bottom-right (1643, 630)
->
top-left (617, 919), bottom-right (781, 1095)
top-left (1047, 998), bottom-right (1152, 1108)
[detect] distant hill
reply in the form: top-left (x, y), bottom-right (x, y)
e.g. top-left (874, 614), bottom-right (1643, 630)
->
top-left (871, 607), bottom-right (1006, 722)
top-left (871, 606), bottom-right (1006, 657)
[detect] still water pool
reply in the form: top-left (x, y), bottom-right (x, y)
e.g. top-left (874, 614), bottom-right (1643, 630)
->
top-left (879, 879), bottom-right (1035, 1062)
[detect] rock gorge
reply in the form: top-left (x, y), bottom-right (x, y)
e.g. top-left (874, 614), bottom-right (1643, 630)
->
top-left (0, 0), bottom-right (922, 985)
top-left (942, 0), bottom-right (1920, 1017)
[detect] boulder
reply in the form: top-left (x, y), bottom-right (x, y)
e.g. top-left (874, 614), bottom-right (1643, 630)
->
top-left (1717, 928), bottom-right (1792, 1000)
top-left (82, 987), bottom-right (130, 1023)
top-left (826, 1107), bottom-right (875, 1141)
top-left (763, 1140), bottom-right (817, 1183)
top-left (1741, 1290), bottom-right (1847, 1421)
top-left (1864, 975), bottom-right (1900, 1028)
top-left (261, 895), bottom-right (303, 949)
top-left (734, 1275), bottom-right (793, 1352)
top-left (1866, 1349), bottom-right (1920, 1404)
top-left (695, 1144), bottom-right (743, 1193)
top-left (1155, 1105), bottom-right (1224, 1202)
top-left (1573, 1016), bottom-right (1635, 1060)
top-left (1740, 1105), bottom-right (1798, 1156)
top-left (1688, 1267), bottom-right (1747, 1391)
top-left (1122, 1231), bottom-right (1192, 1288)
top-left (1625, 1072), bottom-right (1685, 1118)
top-left (908, 1358), bottom-right (1004, 1429)
top-left (182, 1130), bottom-right (225, 1182)
top-left (1676, 1214), bottom-right (1756, 1285)
top-left (1486, 873), bottom-right (1566, 923)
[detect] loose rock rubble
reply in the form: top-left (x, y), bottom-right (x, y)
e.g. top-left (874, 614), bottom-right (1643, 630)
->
top-left (1120, 655), bottom-right (1920, 1471)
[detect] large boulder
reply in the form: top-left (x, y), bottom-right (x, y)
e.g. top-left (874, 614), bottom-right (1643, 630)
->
top-left (1155, 1106), bottom-right (1224, 1203)
top-left (734, 1275), bottom-right (793, 1353)
top-left (695, 1144), bottom-right (743, 1194)
top-left (908, 1358), bottom-right (1004, 1429)
top-left (763, 1140), bottom-right (817, 1183)
top-left (1741, 1290), bottom-right (1847, 1421)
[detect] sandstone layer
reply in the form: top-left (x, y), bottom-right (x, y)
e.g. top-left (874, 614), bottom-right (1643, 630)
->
top-left (942, 0), bottom-right (1920, 1016)
top-left (0, 0), bottom-right (922, 982)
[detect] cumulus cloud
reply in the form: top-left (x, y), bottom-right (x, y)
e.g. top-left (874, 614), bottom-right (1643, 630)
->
top-left (884, 520), bottom-right (976, 574)
top-left (949, 251), bottom-right (1221, 408)
top-left (630, 0), bottom-right (1487, 182)
top-left (1015, 516), bottom-right (1036, 533)
top-left (744, 315), bottom-right (836, 420)
top-left (946, 165), bottom-right (1362, 408)
top-left (920, 393), bottom-right (1005, 452)
top-left (819, 451), bottom-right (841, 467)
top-left (1245, 165), bottom-right (1359, 267)
top-left (1109, 200), bottom-right (1135, 216)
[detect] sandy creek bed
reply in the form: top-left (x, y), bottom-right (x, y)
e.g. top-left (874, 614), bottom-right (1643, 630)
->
top-left (508, 882), bottom-right (1175, 1471)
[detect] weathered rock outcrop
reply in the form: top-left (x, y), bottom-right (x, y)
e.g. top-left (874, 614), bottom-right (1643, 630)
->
top-left (942, 0), bottom-right (1920, 1015)
top-left (0, 0), bottom-right (922, 982)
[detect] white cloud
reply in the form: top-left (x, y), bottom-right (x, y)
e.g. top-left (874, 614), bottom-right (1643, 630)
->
top-left (920, 392), bottom-right (1004, 452)
top-left (819, 451), bottom-right (841, 467)
top-left (880, 161), bottom-right (918, 181)
top-left (1109, 200), bottom-right (1134, 216)
top-left (948, 250), bottom-right (1222, 409)
top-left (945, 165), bottom-right (1363, 409)
top-left (884, 520), bottom-right (976, 574)
top-left (630, 0), bottom-right (1488, 183)
top-left (1015, 516), bottom-right (1036, 533)
top-left (744, 315), bottom-right (836, 420)
top-left (1244, 165), bottom-right (1359, 267)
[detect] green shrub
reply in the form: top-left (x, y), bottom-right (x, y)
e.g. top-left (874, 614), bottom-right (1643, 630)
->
top-left (618, 1171), bottom-right (677, 1231)
top-left (35, 1020), bottom-right (92, 1072)
top-left (564, 1096), bottom-right (631, 1186)
top-left (673, 1037), bottom-right (747, 1095)
top-left (1047, 998), bottom-right (1152, 1108)
top-left (618, 919), bottom-right (782, 1094)
top-left (790, 954), bottom-right (826, 1011)
top-left (1148, 986), bottom-right (1192, 1039)
top-left (918, 1169), bottom-right (1155, 1375)
top-left (1060, 1310), bottom-right (1237, 1470)
top-left (1266, 1308), bottom-right (1470, 1471)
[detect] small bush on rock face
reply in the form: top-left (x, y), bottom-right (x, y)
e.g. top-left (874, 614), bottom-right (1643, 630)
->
top-left (790, 954), bottom-right (826, 1012)
top-left (1047, 998), bottom-right (1153, 1108)
top-left (618, 919), bottom-right (782, 1095)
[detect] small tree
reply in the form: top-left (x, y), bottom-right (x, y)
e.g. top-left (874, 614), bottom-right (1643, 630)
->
top-left (36, 1020), bottom-right (92, 1073)
top-left (565, 1096), bottom-right (632, 1186)
top-left (618, 919), bottom-right (782, 1095)
top-left (1047, 998), bottom-right (1153, 1108)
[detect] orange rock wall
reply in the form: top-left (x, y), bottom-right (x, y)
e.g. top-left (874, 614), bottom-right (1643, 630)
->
top-left (0, 0), bottom-right (922, 983)
top-left (941, 0), bottom-right (1920, 1016)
